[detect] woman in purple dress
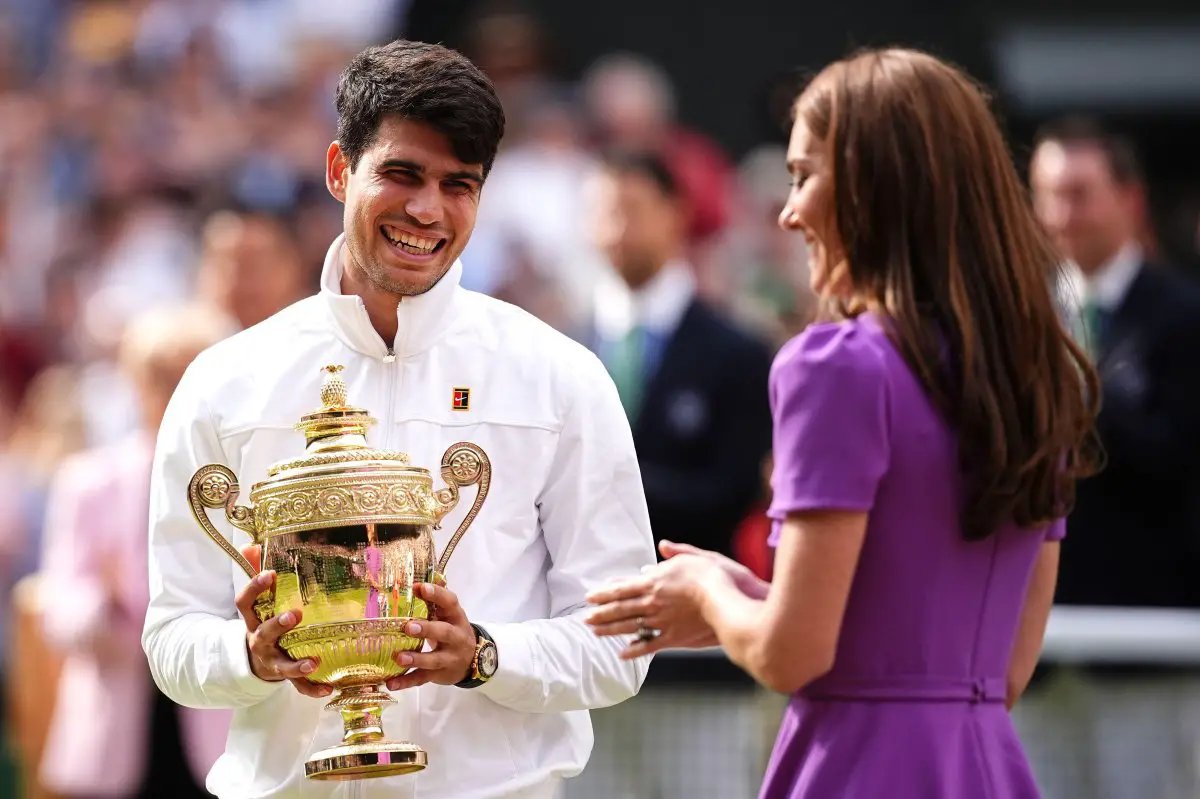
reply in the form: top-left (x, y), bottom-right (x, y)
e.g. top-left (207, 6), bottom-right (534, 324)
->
top-left (584, 47), bottom-right (1102, 798)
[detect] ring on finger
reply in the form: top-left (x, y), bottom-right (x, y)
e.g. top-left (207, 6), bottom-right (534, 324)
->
top-left (635, 616), bottom-right (658, 643)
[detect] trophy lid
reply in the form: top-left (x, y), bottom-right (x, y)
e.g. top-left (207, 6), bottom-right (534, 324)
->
top-left (264, 364), bottom-right (411, 478)
top-left (294, 365), bottom-right (375, 445)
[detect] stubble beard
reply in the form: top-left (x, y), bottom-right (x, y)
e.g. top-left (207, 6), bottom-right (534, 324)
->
top-left (359, 252), bottom-right (451, 299)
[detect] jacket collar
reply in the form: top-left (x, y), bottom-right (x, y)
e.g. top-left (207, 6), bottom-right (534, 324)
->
top-left (319, 233), bottom-right (463, 359)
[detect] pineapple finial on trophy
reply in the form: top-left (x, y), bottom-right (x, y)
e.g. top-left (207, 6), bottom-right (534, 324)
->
top-left (320, 364), bottom-right (348, 409)
top-left (293, 364), bottom-right (376, 449)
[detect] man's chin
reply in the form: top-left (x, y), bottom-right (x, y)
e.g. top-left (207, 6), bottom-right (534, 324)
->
top-left (368, 262), bottom-right (446, 298)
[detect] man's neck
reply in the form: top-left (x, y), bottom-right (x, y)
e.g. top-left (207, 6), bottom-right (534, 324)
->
top-left (1075, 241), bottom-right (1143, 310)
top-left (340, 262), bottom-right (400, 346)
top-left (1078, 238), bottom-right (1137, 278)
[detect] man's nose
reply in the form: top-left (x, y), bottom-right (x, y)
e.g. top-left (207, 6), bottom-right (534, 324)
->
top-left (404, 185), bottom-right (444, 226)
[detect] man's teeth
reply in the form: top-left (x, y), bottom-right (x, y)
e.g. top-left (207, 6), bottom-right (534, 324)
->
top-left (383, 227), bottom-right (439, 254)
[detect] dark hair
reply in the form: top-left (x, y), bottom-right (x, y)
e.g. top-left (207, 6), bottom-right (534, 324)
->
top-left (596, 148), bottom-right (681, 199)
top-left (1034, 115), bottom-right (1143, 186)
top-left (335, 40), bottom-right (506, 176)
top-left (794, 48), bottom-right (1102, 540)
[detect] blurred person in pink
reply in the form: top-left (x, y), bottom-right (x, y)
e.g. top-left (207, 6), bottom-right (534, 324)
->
top-left (37, 303), bottom-right (237, 799)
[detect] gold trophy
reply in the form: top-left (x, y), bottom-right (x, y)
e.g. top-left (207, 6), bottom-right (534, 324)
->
top-left (186, 364), bottom-right (490, 781)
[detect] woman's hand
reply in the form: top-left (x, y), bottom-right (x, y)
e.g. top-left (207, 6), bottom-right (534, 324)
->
top-left (658, 540), bottom-right (771, 600)
top-left (584, 553), bottom-right (732, 659)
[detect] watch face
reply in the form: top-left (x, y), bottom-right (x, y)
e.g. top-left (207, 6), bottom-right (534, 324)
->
top-left (478, 642), bottom-right (498, 677)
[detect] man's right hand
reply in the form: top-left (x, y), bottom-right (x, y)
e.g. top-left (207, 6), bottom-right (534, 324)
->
top-left (234, 551), bottom-right (332, 699)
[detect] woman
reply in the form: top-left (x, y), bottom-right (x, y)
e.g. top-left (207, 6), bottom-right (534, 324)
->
top-left (585, 47), bottom-right (1101, 798)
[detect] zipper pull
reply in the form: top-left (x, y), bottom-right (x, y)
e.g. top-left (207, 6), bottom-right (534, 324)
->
top-left (383, 347), bottom-right (396, 364)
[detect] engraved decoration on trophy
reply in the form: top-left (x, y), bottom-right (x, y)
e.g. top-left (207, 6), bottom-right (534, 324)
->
top-left (186, 364), bottom-right (491, 781)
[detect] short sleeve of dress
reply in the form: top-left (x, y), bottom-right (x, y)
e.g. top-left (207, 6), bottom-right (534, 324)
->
top-left (767, 320), bottom-right (892, 523)
top-left (1044, 517), bottom-right (1067, 541)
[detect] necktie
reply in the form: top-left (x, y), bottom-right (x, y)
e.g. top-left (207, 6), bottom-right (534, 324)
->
top-left (606, 326), bottom-right (647, 421)
top-left (1079, 301), bottom-right (1108, 360)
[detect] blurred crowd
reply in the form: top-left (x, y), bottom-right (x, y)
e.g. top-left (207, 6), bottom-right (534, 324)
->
top-left (1, 1), bottom-right (1199, 799)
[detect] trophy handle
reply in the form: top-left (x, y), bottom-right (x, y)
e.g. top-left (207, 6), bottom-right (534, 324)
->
top-left (188, 464), bottom-right (260, 580)
top-left (432, 442), bottom-right (492, 575)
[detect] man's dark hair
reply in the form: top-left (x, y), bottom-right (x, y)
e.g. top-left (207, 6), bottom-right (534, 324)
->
top-left (1033, 115), bottom-right (1144, 186)
top-left (335, 40), bottom-right (506, 176)
top-left (597, 148), bottom-right (682, 200)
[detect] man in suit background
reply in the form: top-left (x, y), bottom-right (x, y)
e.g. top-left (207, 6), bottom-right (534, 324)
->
top-left (564, 149), bottom-right (776, 799)
top-left (1013, 115), bottom-right (1200, 799)
top-left (583, 148), bottom-right (773, 560)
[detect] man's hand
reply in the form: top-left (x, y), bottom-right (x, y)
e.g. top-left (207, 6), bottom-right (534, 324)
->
top-left (234, 557), bottom-right (331, 699)
top-left (385, 582), bottom-right (476, 691)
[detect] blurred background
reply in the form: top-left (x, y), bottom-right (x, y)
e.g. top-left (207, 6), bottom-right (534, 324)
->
top-left (2, 1), bottom-right (1200, 798)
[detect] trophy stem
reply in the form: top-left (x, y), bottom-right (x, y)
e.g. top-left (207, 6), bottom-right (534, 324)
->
top-left (332, 684), bottom-right (393, 745)
top-left (305, 684), bottom-right (428, 781)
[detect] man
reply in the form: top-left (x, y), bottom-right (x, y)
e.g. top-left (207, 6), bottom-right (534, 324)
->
top-left (565, 150), bottom-right (774, 799)
top-left (142, 40), bottom-right (656, 799)
top-left (41, 303), bottom-right (236, 799)
top-left (584, 149), bottom-right (773, 560)
top-left (1016, 116), bottom-right (1200, 799)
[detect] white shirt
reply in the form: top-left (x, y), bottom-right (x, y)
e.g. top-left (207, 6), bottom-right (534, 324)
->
top-left (592, 260), bottom-right (696, 344)
top-left (1058, 242), bottom-right (1143, 315)
top-left (142, 235), bottom-right (656, 799)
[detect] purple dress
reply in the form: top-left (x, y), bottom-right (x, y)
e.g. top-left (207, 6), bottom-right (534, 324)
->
top-left (759, 313), bottom-right (1061, 799)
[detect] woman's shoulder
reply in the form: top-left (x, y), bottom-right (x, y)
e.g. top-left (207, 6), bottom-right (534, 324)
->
top-left (771, 313), bottom-right (894, 390)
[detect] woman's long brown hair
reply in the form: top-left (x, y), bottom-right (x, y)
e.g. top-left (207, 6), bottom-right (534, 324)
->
top-left (795, 48), bottom-right (1102, 540)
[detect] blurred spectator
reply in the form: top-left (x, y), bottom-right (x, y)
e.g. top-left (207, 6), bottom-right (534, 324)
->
top-left (732, 454), bottom-right (776, 583)
top-left (37, 302), bottom-right (236, 799)
top-left (194, 208), bottom-right (311, 330)
top-left (464, 86), bottom-right (606, 332)
top-left (571, 152), bottom-right (774, 799)
top-left (713, 144), bottom-right (818, 347)
top-left (1016, 115), bottom-right (1200, 799)
top-left (462, 3), bottom-right (566, 144)
top-left (582, 53), bottom-right (736, 247)
top-left (581, 149), bottom-right (773, 561)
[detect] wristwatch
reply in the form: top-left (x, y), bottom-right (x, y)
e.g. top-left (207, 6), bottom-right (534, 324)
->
top-left (456, 624), bottom-right (498, 688)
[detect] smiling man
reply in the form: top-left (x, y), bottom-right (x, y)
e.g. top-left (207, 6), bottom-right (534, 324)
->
top-left (142, 41), bottom-right (656, 799)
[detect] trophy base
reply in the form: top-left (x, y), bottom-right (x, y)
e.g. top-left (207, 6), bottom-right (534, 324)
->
top-left (304, 740), bottom-right (428, 780)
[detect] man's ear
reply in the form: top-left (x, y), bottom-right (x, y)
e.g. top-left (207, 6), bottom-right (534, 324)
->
top-left (326, 141), bottom-right (349, 203)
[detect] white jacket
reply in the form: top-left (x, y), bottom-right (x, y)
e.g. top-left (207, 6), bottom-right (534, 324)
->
top-left (142, 235), bottom-right (656, 799)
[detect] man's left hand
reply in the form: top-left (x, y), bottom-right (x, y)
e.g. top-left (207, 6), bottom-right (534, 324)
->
top-left (386, 582), bottom-right (476, 690)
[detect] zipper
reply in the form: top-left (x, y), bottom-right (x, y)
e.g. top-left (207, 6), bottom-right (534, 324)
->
top-left (382, 346), bottom-right (398, 450)
top-left (381, 304), bottom-right (408, 450)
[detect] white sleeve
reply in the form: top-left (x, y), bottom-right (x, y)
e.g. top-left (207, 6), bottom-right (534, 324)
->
top-left (476, 352), bottom-right (656, 713)
top-left (141, 359), bottom-right (282, 709)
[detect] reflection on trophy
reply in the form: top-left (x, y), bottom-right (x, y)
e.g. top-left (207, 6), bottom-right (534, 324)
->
top-left (186, 364), bottom-right (491, 780)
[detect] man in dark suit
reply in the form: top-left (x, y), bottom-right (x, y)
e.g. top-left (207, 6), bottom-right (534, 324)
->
top-left (583, 149), bottom-right (773, 560)
top-left (1014, 116), bottom-right (1200, 799)
top-left (563, 149), bottom-right (776, 799)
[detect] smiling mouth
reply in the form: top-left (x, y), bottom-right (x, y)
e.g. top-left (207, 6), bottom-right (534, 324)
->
top-left (381, 225), bottom-right (446, 257)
